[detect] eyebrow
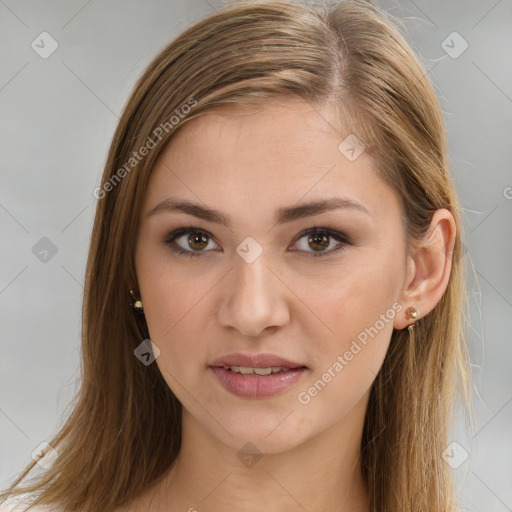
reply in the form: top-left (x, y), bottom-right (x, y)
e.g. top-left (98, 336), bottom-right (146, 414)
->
top-left (145, 197), bottom-right (369, 228)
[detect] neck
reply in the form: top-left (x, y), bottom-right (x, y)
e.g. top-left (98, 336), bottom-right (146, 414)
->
top-left (148, 392), bottom-right (371, 512)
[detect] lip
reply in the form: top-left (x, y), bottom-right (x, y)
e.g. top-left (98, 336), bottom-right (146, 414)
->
top-left (209, 352), bottom-right (306, 369)
top-left (208, 352), bottom-right (308, 399)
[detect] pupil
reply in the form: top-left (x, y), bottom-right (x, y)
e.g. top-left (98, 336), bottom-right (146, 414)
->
top-left (309, 233), bottom-right (328, 251)
top-left (189, 233), bottom-right (208, 250)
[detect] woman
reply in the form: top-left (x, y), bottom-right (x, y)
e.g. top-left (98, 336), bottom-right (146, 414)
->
top-left (0, 0), bottom-right (473, 511)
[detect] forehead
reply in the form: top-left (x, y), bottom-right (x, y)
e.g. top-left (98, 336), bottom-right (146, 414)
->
top-left (142, 96), bottom-right (396, 224)
top-left (171, 97), bottom-right (344, 158)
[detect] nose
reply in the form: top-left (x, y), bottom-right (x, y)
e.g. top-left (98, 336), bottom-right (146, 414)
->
top-left (217, 251), bottom-right (290, 337)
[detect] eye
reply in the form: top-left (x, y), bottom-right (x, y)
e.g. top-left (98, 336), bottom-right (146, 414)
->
top-left (164, 225), bottom-right (351, 258)
top-left (292, 226), bottom-right (351, 258)
top-left (164, 226), bottom-right (219, 258)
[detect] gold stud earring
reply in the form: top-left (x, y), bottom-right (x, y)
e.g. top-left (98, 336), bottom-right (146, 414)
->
top-left (405, 306), bottom-right (418, 320)
top-left (405, 306), bottom-right (418, 336)
top-left (129, 289), bottom-right (143, 311)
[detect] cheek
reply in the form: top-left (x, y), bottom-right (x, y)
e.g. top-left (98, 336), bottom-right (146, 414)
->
top-left (142, 276), bottom-right (205, 356)
top-left (296, 246), bottom-right (403, 399)
top-left (135, 238), bottom-right (210, 342)
top-left (304, 249), bottom-right (403, 341)
top-left (295, 284), bottom-right (396, 427)
top-left (136, 257), bottom-right (217, 390)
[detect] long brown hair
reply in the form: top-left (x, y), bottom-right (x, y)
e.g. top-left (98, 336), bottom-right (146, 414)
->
top-left (1, 1), bottom-right (473, 510)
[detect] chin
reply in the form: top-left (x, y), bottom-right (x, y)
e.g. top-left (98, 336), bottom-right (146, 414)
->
top-left (223, 430), bottom-right (305, 456)
top-left (202, 409), bottom-right (312, 456)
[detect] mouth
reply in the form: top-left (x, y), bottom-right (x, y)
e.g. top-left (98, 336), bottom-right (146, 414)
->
top-left (217, 365), bottom-right (307, 375)
top-left (208, 352), bottom-right (308, 398)
top-left (209, 352), bottom-right (307, 371)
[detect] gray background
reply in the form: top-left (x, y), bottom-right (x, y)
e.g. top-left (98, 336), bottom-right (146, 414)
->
top-left (1, 0), bottom-right (511, 510)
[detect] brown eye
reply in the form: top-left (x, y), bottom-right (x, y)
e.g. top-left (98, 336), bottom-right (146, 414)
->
top-left (165, 227), bottom-right (217, 257)
top-left (307, 232), bottom-right (330, 252)
top-left (293, 227), bottom-right (351, 258)
top-left (188, 232), bottom-right (209, 251)
top-left (165, 226), bottom-right (351, 259)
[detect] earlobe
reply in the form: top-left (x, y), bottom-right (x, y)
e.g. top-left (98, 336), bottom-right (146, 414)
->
top-left (394, 208), bottom-right (456, 330)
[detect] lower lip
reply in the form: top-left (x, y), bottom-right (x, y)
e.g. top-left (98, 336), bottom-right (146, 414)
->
top-left (209, 367), bottom-right (307, 398)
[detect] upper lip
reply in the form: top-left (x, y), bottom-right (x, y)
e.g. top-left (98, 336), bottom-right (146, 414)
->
top-left (209, 352), bottom-right (307, 369)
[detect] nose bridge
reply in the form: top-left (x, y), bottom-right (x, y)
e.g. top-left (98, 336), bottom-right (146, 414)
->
top-left (218, 243), bottom-right (289, 335)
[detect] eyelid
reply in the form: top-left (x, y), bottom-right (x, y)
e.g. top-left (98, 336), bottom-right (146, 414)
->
top-left (164, 226), bottom-right (220, 256)
top-left (290, 226), bottom-right (351, 258)
top-left (164, 225), bottom-right (351, 258)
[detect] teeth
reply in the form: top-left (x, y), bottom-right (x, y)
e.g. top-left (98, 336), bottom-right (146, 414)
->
top-left (224, 366), bottom-right (293, 375)
top-left (253, 367), bottom-right (272, 375)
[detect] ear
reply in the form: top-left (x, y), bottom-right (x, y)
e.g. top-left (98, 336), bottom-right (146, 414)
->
top-left (394, 208), bottom-right (456, 330)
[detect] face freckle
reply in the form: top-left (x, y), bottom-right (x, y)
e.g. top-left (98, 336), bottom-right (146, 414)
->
top-left (134, 96), bottom-right (408, 454)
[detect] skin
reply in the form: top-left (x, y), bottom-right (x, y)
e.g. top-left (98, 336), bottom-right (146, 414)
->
top-left (126, 96), bottom-right (455, 512)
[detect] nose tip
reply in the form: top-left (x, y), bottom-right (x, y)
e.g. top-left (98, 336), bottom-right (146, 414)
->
top-left (236, 325), bottom-right (279, 337)
top-left (217, 256), bottom-right (290, 336)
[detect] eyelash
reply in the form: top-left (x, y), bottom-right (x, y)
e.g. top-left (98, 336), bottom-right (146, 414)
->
top-left (164, 225), bottom-right (351, 259)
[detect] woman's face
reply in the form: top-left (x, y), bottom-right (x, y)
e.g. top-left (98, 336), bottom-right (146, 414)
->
top-left (135, 96), bottom-right (409, 453)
